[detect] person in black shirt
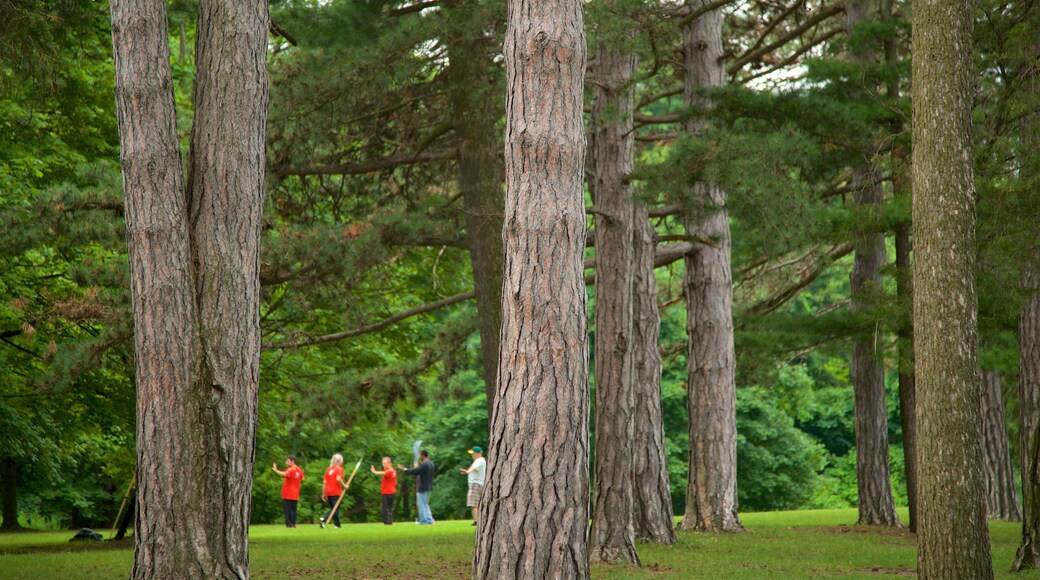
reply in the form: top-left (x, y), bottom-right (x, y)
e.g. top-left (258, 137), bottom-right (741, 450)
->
top-left (400, 450), bottom-right (436, 525)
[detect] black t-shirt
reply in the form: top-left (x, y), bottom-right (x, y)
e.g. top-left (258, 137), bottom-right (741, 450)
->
top-left (405, 459), bottom-right (435, 493)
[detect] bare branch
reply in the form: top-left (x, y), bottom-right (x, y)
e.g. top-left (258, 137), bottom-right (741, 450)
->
top-left (727, 4), bottom-right (846, 74)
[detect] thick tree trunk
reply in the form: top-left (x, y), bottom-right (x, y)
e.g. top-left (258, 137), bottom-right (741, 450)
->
top-left (980, 371), bottom-right (1021, 520)
top-left (1015, 259), bottom-right (1040, 570)
top-left (632, 211), bottom-right (677, 545)
top-left (1, 458), bottom-right (21, 530)
top-left (589, 42), bottom-right (639, 566)
top-left (849, 180), bottom-right (899, 527)
top-left (446, 2), bottom-right (505, 417)
top-left (679, 0), bottom-right (742, 534)
top-left (472, 0), bottom-right (589, 577)
top-left (846, 0), bottom-right (900, 529)
top-left (111, 0), bottom-right (268, 576)
top-left (895, 220), bottom-right (918, 532)
top-left (912, 0), bottom-right (993, 574)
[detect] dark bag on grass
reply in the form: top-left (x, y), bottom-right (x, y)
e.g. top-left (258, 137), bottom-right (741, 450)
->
top-left (70, 528), bottom-right (103, 542)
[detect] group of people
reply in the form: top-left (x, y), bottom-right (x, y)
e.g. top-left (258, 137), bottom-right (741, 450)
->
top-left (270, 446), bottom-right (487, 529)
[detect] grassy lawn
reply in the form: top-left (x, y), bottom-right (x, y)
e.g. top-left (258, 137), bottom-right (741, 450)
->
top-left (2, 509), bottom-right (1039, 578)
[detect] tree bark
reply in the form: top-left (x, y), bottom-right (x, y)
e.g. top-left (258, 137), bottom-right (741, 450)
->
top-left (632, 210), bottom-right (677, 545)
top-left (111, 0), bottom-right (268, 576)
top-left (679, 0), bottom-right (742, 534)
top-left (446, 1), bottom-right (505, 417)
top-left (912, 0), bottom-right (993, 573)
top-left (885, 0), bottom-right (918, 533)
top-left (1015, 264), bottom-right (1040, 570)
top-left (849, 179), bottom-right (899, 527)
top-left (1, 459), bottom-right (21, 530)
top-left (1013, 43), bottom-right (1040, 570)
top-left (472, 0), bottom-right (590, 577)
top-left (589, 41), bottom-right (640, 565)
top-left (980, 370), bottom-right (1021, 520)
top-left (846, 0), bottom-right (900, 529)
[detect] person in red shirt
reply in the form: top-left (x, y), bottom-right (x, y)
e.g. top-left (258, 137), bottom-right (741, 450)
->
top-left (370, 456), bottom-right (398, 525)
top-left (320, 454), bottom-right (345, 528)
top-left (272, 455), bottom-right (305, 528)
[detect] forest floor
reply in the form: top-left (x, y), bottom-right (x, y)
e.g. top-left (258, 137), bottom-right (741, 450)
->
top-left (1, 508), bottom-right (1038, 578)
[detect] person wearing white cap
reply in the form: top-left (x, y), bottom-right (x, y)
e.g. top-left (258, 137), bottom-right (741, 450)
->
top-left (459, 446), bottom-right (486, 526)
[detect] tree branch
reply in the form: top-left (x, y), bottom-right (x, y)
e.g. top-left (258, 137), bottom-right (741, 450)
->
top-left (746, 242), bottom-right (853, 315)
top-left (276, 150), bottom-right (456, 177)
top-left (727, 4), bottom-right (845, 74)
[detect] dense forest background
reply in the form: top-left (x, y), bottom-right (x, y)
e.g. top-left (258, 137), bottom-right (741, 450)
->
top-left (0, 0), bottom-right (1036, 529)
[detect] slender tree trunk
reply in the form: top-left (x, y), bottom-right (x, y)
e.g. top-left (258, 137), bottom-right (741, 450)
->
top-left (446, 2), bottom-right (505, 417)
top-left (980, 370), bottom-right (1021, 520)
top-left (1, 459), bottom-right (21, 530)
top-left (849, 178), bottom-right (899, 527)
top-left (111, 0), bottom-right (268, 576)
top-left (895, 219), bottom-right (918, 532)
top-left (846, 0), bottom-right (900, 528)
top-left (632, 211), bottom-right (677, 545)
top-left (589, 41), bottom-right (639, 566)
top-left (1013, 44), bottom-right (1040, 570)
top-left (679, 0), bottom-right (742, 534)
top-left (472, 0), bottom-right (589, 576)
top-left (1016, 261), bottom-right (1040, 569)
top-left (883, 0), bottom-right (917, 532)
top-left (912, 0), bottom-right (992, 573)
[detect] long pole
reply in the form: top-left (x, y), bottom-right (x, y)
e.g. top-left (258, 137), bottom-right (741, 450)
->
top-left (109, 475), bottom-right (135, 540)
top-left (324, 459), bottom-right (362, 526)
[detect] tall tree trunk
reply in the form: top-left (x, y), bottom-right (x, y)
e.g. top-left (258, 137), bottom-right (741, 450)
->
top-left (446, 2), bottom-right (505, 417)
top-left (849, 179), bottom-right (899, 527)
top-left (472, 0), bottom-right (589, 576)
top-left (1017, 262), bottom-right (1040, 568)
top-left (1013, 44), bottom-right (1040, 570)
top-left (589, 41), bottom-right (639, 566)
top-left (884, 0), bottom-right (917, 532)
top-left (679, 0), bottom-right (742, 534)
top-left (111, 0), bottom-right (268, 576)
top-left (632, 211), bottom-right (677, 545)
top-left (895, 219), bottom-right (918, 532)
top-left (912, 0), bottom-right (992, 574)
top-left (846, 0), bottom-right (900, 528)
top-left (980, 370), bottom-right (1021, 520)
top-left (1, 458), bottom-right (21, 530)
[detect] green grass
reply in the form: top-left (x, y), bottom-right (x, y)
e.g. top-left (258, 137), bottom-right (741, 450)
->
top-left (2, 509), bottom-right (1039, 578)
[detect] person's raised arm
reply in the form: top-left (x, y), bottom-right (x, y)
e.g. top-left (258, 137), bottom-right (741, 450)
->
top-left (272, 463), bottom-right (287, 477)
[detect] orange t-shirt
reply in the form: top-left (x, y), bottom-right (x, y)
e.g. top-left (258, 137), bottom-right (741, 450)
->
top-left (323, 464), bottom-right (345, 496)
top-left (381, 466), bottom-right (397, 495)
top-left (281, 466), bottom-right (304, 501)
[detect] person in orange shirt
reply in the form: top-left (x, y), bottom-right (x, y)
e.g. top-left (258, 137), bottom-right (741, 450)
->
top-left (320, 454), bottom-right (345, 528)
top-left (370, 456), bottom-right (397, 525)
top-left (272, 455), bottom-right (304, 528)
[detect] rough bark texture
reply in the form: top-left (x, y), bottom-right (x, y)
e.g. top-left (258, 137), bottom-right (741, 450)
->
top-left (589, 43), bottom-right (640, 566)
top-left (912, 0), bottom-right (993, 574)
top-left (1015, 259), bottom-right (1040, 570)
top-left (472, 0), bottom-right (589, 576)
top-left (980, 371), bottom-right (1021, 521)
top-left (895, 219), bottom-right (918, 533)
top-left (446, 2), bottom-right (505, 416)
top-left (679, 0), bottom-right (742, 534)
top-left (846, 0), bottom-right (900, 529)
top-left (1013, 47), bottom-right (1040, 569)
top-left (1, 459), bottom-right (20, 530)
top-left (849, 178), bottom-right (899, 527)
top-left (632, 210), bottom-right (677, 545)
top-left (111, 0), bottom-right (268, 576)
